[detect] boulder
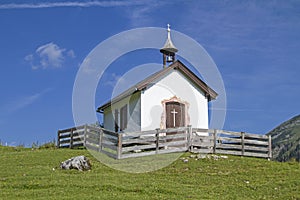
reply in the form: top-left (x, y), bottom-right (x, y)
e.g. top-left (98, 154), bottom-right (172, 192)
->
top-left (60, 155), bottom-right (91, 171)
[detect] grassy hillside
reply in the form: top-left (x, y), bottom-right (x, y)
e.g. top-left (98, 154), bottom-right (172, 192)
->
top-left (268, 114), bottom-right (300, 162)
top-left (0, 146), bottom-right (299, 200)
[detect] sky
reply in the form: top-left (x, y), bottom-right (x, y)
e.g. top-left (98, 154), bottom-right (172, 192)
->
top-left (0, 0), bottom-right (299, 146)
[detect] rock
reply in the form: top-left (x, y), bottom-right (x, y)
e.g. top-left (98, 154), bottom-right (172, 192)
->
top-left (60, 155), bottom-right (91, 171)
top-left (211, 155), bottom-right (219, 160)
top-left (197, 154), bottom-right (207, 159)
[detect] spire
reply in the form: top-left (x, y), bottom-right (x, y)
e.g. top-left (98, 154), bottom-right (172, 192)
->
top-left (160, 24), bottom-right (178, 68)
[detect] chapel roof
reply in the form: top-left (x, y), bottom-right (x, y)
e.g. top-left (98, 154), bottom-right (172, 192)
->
top-left (97, 60), bottom-right (218, 112)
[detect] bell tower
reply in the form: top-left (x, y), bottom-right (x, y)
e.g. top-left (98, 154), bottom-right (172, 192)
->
top-left (160, 24), bottom-right (178, 68)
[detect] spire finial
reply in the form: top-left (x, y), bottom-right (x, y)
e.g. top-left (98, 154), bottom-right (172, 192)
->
top-left (160, 24), bottom-right (178, 68)
top-left (167, 24), bottom-right (171, 40)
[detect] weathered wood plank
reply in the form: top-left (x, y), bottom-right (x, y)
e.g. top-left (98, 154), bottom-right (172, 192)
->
top-left (218, 130), bottom-right (242, 136)
top-left (160, 133), bottom-right (187, 140)
top-left (102, 141), bottom-right (117, 147)
top-left (215, 149), bottom-right (242, 156)
top-left (192, 128), bottom-right (209, 132)
top-left (192, 142), bottom-right (213, 147)
top-left (86, 137), bottom-right (99, 145)
top-left (216, 144), bottom-right (242, 150)
top-left (58, 126), bottom-right (85, 134)
top-left (159, 140), bottom-right (187, 147)
top-left (102, 129), bottom-right (119, 137)
top-left (156, 127), bottom-right (188, 134)
top-left (86, 126), bottom-right (102, 133)
top-left (120, 151), bottom-right (157, 159)
top-left (86, 133), bottom-right (99, 140)
top-left (122, 137), bottom-right (156, 145)
top-left (102, 135), bottom-right (118, 143)
top-left (58, 133), bottom-right (71, 139)
top-left (244, 145), bottom-right (269, 152)
top-left (193, 135), bottom-right (214, 140)
top-left (122, 144), bottom-right (156, 152)
top-left (243, 152), bottom-right (269, 158)
top-left (218, 137), bottom-right (241, 143)
top-left (158, 147), bottom-right (188, 154)
top-left (102, 143), bottom-right (117, 151)
top-left (72, 137), bottom-right (84, 143)
top-left (244, 133), bottom-right (268, 139)
top-left (243, 139), bottom-right (268, 146)
top-left (59, 144), bottom-right (70, 148)
top-left (268, 135), bottom-right (272, 158)
top-left (124, 130), bottom-right (157, 138)
top-left (191, 148), bottom-right (214, 154)
top-left (59, 139), bottom-right (71, 144)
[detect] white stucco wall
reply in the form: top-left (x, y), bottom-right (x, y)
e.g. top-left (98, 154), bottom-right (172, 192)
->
top-left (103, 92), bottom-right (141, 132)
top-left (103, 69), bottom-right (209, 132)
top-left (141, 69), bottom-right (208, 131)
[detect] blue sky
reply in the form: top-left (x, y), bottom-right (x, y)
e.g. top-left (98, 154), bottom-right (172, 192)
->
top-left (0, 0), bottom-right (299, 146)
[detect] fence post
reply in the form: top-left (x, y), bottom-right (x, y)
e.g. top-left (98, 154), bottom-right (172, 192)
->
top-left (241, 132), bottom-right (245, 156)
top-left (213, 129), bottom-right (217, 154)
top-left (99, 128), bottom-right (103, 152)
top-left (83, 124), bottom-right (87, 148)
top-left (187, 125), bottom-right (192, 151)
top-left (117, 133), bottom-right (122, 159)
top-left (70, 129), bottom-right (74, 149)
top-left (156, 128), bottom-right (160, 154)
top-left (268, 135), bottom-right (272, 159)
top-left (57, 130), bottom-right (61, 148)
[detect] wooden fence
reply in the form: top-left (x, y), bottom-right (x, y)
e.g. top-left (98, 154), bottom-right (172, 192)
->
top-left (57, 125), bottom-right (272, 159)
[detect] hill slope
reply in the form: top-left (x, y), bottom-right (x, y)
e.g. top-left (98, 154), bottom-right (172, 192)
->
top-left (268, 115), bottom-right (300, 162)
top-left (0, 146), bottom-right (299, 199)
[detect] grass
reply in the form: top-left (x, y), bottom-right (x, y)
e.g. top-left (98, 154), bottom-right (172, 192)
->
top-left (0, 146), bottom-right (299, 200)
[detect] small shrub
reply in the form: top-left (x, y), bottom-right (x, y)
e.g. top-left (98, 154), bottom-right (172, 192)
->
top-left (39, 140), bottom-right (56, 149)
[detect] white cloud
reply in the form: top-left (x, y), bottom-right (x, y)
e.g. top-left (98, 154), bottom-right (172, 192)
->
top-left (25, 42), bottom-right (75, 70)
top-left (0, 1), bottom-right (143, 9)
top-left (103, 73), bottom-right (124, 88)
top-left (67, 49), bottom-right (76, 58)
top-left (124, 1), bottom-right (167, 27)
top-left (36, 43), bottom-right (65, 68)
top-left (4, 88), bottom-right (52, 114)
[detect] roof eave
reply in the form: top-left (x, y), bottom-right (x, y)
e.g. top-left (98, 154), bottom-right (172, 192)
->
top-left (97, 60), bottom-right (219, 112)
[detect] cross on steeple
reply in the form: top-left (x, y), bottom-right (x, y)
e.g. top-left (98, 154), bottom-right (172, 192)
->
top-left (160, 24), bottom-right (178, 68)
top-left (171, 108), bottom-right (178, 127)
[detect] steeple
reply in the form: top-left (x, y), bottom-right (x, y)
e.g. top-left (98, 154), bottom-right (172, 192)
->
top-left (160, 24), bottom-right (178, 68)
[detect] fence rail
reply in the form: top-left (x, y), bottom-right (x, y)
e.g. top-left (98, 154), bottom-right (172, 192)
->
top-left (57, 125), bottom-right (272, 159)
top-left (191, 129), bottom-right (272, 158)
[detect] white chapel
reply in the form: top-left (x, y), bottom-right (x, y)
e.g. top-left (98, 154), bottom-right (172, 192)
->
top-left (97, 25), bottom-right (218, 133)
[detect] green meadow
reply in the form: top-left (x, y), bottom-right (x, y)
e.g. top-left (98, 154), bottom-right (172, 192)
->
top-left (0, 146), bottom-right (299, 199)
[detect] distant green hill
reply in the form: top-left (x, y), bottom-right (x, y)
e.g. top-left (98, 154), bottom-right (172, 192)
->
top-left (268, 115), bottom-right (300, 162)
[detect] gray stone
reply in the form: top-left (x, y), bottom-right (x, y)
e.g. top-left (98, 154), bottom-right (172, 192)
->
top-left (197, 154), bottom-right (207, 159)
top-left (220, 155), bottom-right (228, 159)
top-left (60, 155), bottom-right (91, 171)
